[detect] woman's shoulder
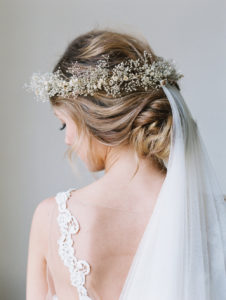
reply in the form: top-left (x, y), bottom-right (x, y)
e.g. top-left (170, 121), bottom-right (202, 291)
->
top-left (35, 194), bottom-right (56, 211)
top-left (29, 188), bottom-right (82, 259)
top-left (32, 195), bottom-right (57, 227)
top-left (32, 184), bottom-right (101, 223)
top-left (28, 195), bottom-right (57, 265)
top-left (35, 187), bottom-right (82, 215)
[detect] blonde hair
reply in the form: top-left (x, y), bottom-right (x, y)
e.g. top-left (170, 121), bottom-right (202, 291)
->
top-left (50, 28), bottom-right (180, 179)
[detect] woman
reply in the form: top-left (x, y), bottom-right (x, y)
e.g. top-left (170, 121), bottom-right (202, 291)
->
top-left (25, 29), bottom-right (226, 300)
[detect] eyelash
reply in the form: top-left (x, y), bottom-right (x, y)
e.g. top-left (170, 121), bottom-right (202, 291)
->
top-left (59, 123), bottom-right (66, 131)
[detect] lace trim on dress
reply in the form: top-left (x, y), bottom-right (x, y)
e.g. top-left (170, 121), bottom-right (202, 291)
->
top-left (55, 187), bottom-right (93, 300)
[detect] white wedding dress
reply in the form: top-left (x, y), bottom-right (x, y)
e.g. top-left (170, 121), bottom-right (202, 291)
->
top-left (46, 187), bottom-right (93, 300)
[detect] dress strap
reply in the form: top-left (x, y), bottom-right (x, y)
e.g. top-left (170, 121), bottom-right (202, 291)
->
top-left (55, 187), bottom-right (93, 300)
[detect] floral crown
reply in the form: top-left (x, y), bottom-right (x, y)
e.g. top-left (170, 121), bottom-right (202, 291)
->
top-left (23, 50), bottom-right (184, 102)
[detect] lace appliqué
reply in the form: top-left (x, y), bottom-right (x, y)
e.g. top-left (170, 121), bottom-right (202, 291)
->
top-left (56, 188), bottom-right (93, 300)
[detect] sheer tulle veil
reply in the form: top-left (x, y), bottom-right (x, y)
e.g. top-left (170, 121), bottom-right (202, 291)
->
top-left (118, 83), bottom-right (226, 300)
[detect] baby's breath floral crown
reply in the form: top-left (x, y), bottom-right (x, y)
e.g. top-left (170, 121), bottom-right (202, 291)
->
top-left (24, 50), bottom-right (184, 102)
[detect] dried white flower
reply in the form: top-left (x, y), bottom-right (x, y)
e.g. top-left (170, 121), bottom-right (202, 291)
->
top-left (23, 50), bottom-right (184, 102)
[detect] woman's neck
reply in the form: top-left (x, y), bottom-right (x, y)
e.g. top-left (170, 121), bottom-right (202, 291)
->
top-left (102, 145), bottom-right (166, 192)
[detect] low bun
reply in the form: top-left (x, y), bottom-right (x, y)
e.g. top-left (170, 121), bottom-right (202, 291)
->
top-left (129, 89), bottom-right (172, 172)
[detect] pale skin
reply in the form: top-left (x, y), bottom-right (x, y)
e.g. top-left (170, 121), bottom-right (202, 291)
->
top-left (26, 108), bottom-right (167, 299)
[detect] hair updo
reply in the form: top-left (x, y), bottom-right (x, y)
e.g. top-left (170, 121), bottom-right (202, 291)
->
top-left (50, 28), bottom-right (180, 177)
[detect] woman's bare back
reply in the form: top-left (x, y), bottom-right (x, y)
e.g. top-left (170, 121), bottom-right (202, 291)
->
top-left (46, 175), bottom-right (165, 300)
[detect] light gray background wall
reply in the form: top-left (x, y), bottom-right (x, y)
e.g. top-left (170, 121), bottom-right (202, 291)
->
top-left (0, 0), bottom-right (225, 299)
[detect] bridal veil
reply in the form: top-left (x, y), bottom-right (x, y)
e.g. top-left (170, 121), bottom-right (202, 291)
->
top-left (118, 83), bottom-right (226, 300)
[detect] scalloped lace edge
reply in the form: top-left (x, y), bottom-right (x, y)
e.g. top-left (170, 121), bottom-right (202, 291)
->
top-left (55, 187), bottom-right (93, 300)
